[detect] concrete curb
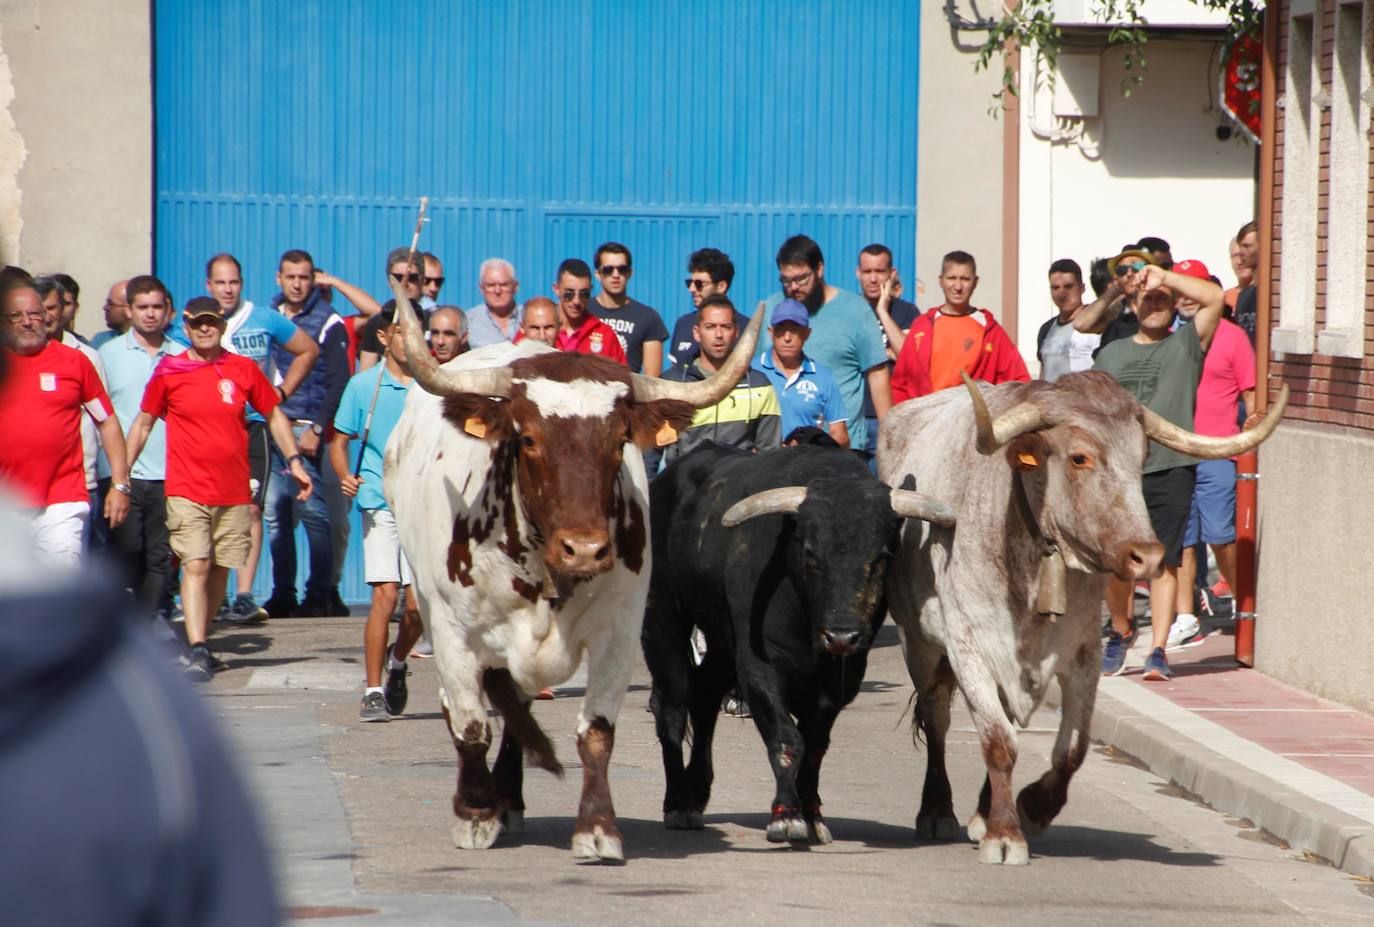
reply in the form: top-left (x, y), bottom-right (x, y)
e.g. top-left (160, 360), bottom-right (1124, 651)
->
top-left (1077, 684), bottom-right (1374, 880)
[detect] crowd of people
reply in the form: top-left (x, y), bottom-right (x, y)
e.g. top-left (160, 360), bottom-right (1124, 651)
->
top-left (0, 220), bottom-right (1260, 709)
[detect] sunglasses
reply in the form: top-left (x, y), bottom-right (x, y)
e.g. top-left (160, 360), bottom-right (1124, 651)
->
top-left (560, 289), bottom-right (592, 301)
top-left (390, 272), bottom-right (422, 284)
top-left (425, 276), bottom-right (445, 287)
top-left (1115, 261), bottom-right (1146, 277)
top-left (597, 264), bottom-right (630, 277)
top-left (685, 278), bottom-right (711, 291)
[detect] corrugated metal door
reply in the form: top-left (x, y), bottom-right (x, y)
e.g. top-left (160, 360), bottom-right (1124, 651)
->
top-left (155, 0), bottom-right (921, 604)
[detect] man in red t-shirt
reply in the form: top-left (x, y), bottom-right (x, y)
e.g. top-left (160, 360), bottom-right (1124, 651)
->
top-left (125, 297), bottom-right (313, 680)
top-left (890, 251), bottom-right (1029, 402)
top-left (0, 282), bottom-right (131, 565)
top-left (550, 259), bottom-right (628, 364)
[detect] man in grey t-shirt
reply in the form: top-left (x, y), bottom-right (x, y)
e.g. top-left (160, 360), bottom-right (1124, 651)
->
top-left (1093, 263), bottom-right (1225, 682)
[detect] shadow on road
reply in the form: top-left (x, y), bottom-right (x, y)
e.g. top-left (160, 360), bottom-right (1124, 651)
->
top-left (1028, 825), bottom-right (1223, 866)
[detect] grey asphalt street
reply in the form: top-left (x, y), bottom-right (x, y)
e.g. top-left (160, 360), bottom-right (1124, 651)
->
top-left (203, 616), bottom-right (1374, 927)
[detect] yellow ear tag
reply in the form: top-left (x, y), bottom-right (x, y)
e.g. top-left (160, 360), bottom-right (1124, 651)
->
top-left (1017, 451), bottom-right (1040, 469)
top-left (464, 417), bottom-right (486, 439)
top-left (655, 422), bottom-right (679, 447)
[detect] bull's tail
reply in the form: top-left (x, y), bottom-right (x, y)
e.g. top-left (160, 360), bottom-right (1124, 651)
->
top-left (481, 668), bottom-right (564, 777)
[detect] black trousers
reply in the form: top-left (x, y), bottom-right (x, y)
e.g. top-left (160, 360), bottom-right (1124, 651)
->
top-left (108, 478), bottom-right (173, 615)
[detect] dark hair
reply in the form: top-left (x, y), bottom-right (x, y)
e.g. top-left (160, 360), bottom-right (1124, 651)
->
top-left (127, 274), bottom-right (169, 305)
top-left (941, 250), bottom-right (977, 274)
top-left (1088, 258), bottom-right (1112, 298)
top-left (688, 248), bottom-right (734, 285)
top-left (1236, 220), bottom-right (1258, 241)
top-left (859, 243), bottom-right (893, 263)
top-left (1047, 258), bottom-right (1082, 283)
top-left (556, 258), bottom-right (592, 282)
top-left (206, 253), bottom-right (242, 279)
top-left (776, 235), bottom-right (823, 270)
top-left (697, 293), bottom-right (735, 317)
top-left (1136, 236), bottom-right (1170, 255)
top-left (783, 426), bottom-right (840, 448)
top-left (279, 249), bottom-right (315, 271)
top-left (30, 275), bottom-right (67, 302)
top-left (593, 242), bottom-right (631, 270)
top-left (385, 246), bottom-right (423, 273)
top-left (51, 273), bottom-right (79, 302)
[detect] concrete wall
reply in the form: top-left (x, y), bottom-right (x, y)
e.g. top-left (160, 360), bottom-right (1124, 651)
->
top-left (1255, 422), bottom-right (1374, 714)
top-left (1015, 40), bottom-right (1256, 369)
top-left (916, 2), bottom-right (1006, 319)
top-left (0, 0), bottom-right (152, 335)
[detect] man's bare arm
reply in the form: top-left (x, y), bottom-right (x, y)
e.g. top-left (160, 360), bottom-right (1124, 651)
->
top-left (827, 420), bottom-right (851, 448)
top-left (316, 271), bottom-right (382, 317)
top-left (875, 277), bottom-right (907, 357)
top-left (866, 365), bottom-right (893, 422)
top-left (1072, 280), bottom-right (1124, 334)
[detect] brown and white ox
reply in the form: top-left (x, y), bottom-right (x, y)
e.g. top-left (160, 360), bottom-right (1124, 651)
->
top-left (878, 371), bottom-right (1286, 865)
top-left (384, 289), bottom-right (764, 863)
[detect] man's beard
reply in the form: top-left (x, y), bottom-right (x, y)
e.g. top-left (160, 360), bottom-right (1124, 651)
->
top-left (800, 278), bottom-right (825, 312)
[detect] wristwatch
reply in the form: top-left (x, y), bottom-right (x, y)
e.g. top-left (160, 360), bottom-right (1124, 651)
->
top-left (288, 454), bottom-right (306, 467)
top-left (310, 423), bottom-right (324, 436)
top-left (112, 482), bottom-right (132, 496)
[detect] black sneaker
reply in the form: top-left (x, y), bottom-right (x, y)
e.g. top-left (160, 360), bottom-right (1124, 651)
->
top-left (182, 646), bottom-right (213, 682)
top-left (328, 588), bottom-right (349, 616)
top-left (359, 691), bottom-right (390, 723)
top-left (189, 643), bottom-right (226, 672)
top-left (263, 593), bottom-right (297, 619)
top-left (223, 593), bottom-right (268, 624)
top-left (292, 594), bottom-right (331, 618)
top-left (384, 663), bottom-right (409, 716)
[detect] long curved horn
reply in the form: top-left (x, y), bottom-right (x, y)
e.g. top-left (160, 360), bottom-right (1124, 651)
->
top-left (393, 281), bottom-right (513, 398)
top-left (721, 486), bottom-right (807, 527)
top-left (631, 303), bottom-right (767, 407)
top-left (889, 489), bottom-right (957, 528)
top-left (961, 372), bottom-right (1046, 455)
top-left (1142, 383), bottom-right (1289, 459)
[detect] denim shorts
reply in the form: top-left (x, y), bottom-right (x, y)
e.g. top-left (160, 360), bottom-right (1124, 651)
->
top-left (1183, 458), bottom-right (1237, 547)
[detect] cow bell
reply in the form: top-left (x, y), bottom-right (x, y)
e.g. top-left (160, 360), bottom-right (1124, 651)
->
top-left (1034, 545), bottom-right (1068, 621)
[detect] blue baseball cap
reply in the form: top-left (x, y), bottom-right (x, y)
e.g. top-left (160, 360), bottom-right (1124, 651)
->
top-left (770, 299), bottom-right (810, 328)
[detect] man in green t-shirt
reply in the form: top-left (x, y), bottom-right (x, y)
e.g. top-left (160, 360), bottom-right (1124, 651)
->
top-left (1093, 262), bottom-right (1225, 682)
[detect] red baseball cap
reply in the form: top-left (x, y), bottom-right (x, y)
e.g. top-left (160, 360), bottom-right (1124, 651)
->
top-left (1172, 259), bottom-right (1211, 280)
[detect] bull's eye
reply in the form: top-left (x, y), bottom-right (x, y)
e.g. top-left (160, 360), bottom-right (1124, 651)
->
top-left (1070, 453), bottom-right (1094, 469)
top-left (521, 435), bottom-right (537, 450)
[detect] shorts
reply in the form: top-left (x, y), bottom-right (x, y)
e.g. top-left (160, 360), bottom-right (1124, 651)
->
top-left (362, 508), bottom-right (413, 586)
top-left (1183, 458), bottom-right (1237, 547)
top-left (1141, 465), bottom-right (1197, 568)
top-left (246, 420), bottom-right (271, 507)
top-left (31, 501), bottom-right (90, 568)
top-left (165, 496), bottom-right (253, 568)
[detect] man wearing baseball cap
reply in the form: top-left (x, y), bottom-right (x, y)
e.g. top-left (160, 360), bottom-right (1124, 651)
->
top-left (1093, 261), bottom-right (1227, 682)
top-left (752, 299), bottom-right (849, 447)
top-left (124, 297), bottom-right (314, 680)
top-left (1163, 259), bottom-right (1260, 650)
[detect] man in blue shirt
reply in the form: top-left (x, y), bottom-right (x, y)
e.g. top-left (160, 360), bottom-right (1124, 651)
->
top-left (467, 258), bottom-right (524, 348)
top-left (330, 307), bottom-right (424, 723)
top-left (205, 252), bottom-right (321, 622)
top-left (98, 275), bottom-right (182, 616)
top-left (753, 299), bottom-right (849, 447)
top-left (763, 236), bottom-right (890, 455)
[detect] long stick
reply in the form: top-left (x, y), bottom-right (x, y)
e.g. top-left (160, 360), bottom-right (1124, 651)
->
top-left (355, 197), bottom-right (429, 477)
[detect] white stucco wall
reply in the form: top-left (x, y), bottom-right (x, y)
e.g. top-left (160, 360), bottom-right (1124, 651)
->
top-left (1015, 40), bottom-right (1257, 369)
top-left (0, 0), bottom-right (152, 335)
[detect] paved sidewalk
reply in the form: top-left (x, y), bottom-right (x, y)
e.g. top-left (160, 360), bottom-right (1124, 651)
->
top-left (1084, 626), bottom-right (1374, 879)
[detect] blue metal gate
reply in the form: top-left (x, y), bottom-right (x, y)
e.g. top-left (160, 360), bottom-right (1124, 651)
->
top-left (155, 0), bottom-right (921, 604)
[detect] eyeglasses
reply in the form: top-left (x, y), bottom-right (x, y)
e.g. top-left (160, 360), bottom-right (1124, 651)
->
top-left (685, 278), bottom-right (711, 291)
top-left (597, 264), bottom-right (630, 277)
top-left (560, 289), bottom-right (592, 301)
top-left (425, 276), bottom-right (445, 287)
top-left (481, 281), bottom-right (514, 291)
top-left (3, 310), bottom-right (46, 323)
top-left (1115, 261), bottom-right (1146, 277)
top-left (779, 270), bottom-right (813, 289)
top-left (390, 272), bottom-right (422, 284)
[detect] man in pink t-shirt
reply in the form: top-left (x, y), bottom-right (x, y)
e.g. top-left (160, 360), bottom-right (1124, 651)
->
top-left (1166, 260), bottom-right (1259, 648)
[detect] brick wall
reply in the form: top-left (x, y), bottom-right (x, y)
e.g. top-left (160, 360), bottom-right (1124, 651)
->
top-left (1268, 0), bottom-right (1374, 430)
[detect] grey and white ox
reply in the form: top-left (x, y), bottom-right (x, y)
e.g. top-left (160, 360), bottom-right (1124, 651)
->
top-left (878, 371), bottom-right (1286, 865)
top-left (384, 288), bottom-right (764, 863)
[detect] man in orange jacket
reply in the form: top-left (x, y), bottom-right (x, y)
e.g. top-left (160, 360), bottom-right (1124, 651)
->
top-left (891, 250), bottom-right (1029, 403)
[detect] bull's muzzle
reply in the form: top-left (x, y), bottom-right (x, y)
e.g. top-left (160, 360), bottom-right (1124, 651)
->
top-left (1113, 540), bottom-right (1165, 581)
top-left (548, 528), bottom-right (613, 576)
top-left (819, 628), bottom-right (863, 656)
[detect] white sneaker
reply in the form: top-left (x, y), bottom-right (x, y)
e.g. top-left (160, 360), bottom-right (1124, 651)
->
top-left (1166, 614), bottom-right (1201, 649)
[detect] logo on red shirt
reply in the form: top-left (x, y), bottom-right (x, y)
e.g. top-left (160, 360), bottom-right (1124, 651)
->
top-left (590, 332), bottom-right (604, 354)
top-left (218, 379), bottom-right (235, 404)
top-left (39, 373), bottom-right (56, 392)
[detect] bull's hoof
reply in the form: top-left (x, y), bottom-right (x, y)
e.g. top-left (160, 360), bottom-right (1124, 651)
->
top-left (806, 817), bottom-right (834, 845)
top-left (977, 835), bottom-right (1030, 865)
top-left (966, 813), bottom-right (987, 843)
top-left (452, 814), bottom-right (502, 850)
top-left (915, 815), bottom-right (961, 841)
top-left (1015, 786), bottom-right (1056, 837)
top-left (664, 810), bottom-right (704, 830)
top-left (766, 811), bottom-right (809, 845)
top-left (571, 825), bottom-right (625, 864)
top-left (502, 809), bottom-right (525, 835)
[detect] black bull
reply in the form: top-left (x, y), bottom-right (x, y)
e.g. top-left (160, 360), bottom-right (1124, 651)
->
top-left (642, 444), bottom-right (954, 844)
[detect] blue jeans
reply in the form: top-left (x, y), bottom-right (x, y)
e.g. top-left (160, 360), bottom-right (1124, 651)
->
top-left (264, 436), bottom-right (334, 601)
